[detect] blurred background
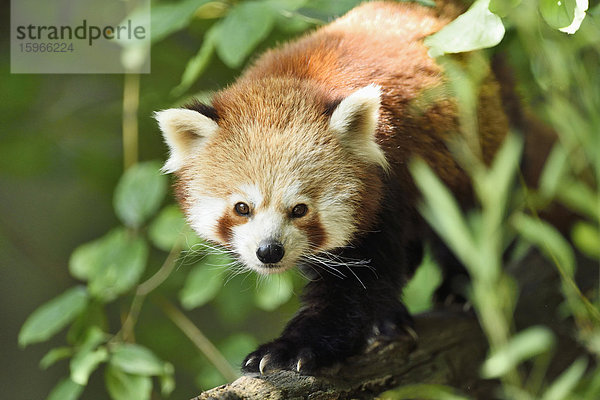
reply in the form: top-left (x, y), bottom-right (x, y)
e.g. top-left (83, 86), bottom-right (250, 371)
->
top-left (2, 1), bottom-right (599, 399)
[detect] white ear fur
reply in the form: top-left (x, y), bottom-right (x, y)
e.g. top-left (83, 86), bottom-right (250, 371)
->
top-left (154, 108), bottom-right (219, 173)
top-left (329, 84), bottom-right (389, 172)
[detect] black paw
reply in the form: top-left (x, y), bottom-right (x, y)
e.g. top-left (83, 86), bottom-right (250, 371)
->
top-left (367, 307), bottom-right (417, 346)
top-left (241, 338), bottom-right (340, 375)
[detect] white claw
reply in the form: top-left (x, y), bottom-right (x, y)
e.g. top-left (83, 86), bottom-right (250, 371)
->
top-left (245, 357), bottom-right (256, 367)
top-left (462, 300), bottom-right (473, 312)
top-left (259, 355), bottom-right (270, 375)
top-left (296, 359), bottom-right (302, 373)
top-left (405, 326), bottom-right (419, 342)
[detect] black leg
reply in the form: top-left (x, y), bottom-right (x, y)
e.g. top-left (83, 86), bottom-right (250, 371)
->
top-left (241, 272), bottom-right (412, 374)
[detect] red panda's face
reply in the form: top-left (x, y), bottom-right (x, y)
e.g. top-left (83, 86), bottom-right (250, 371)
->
top-left (156, 82), bottom-right (387, 274)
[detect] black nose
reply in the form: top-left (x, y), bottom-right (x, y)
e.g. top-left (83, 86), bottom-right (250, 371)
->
top-left (256, 241), bottom-right (285, 264)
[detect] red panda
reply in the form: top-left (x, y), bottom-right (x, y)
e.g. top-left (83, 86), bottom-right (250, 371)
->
top-left (156, 1), bottom-right (514, 374)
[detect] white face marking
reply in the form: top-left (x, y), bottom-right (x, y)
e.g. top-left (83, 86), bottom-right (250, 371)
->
top-left (237, 183), bottom-right (264, 209)
top-left (188, 196), bottom-right (228, 243)
top-left (316, 188), bottom-right (356, 250)
top-left (231, 206), bottom-right (308, 274)
top-left (281, 181), bottom-right (304, 208)
top-left (186, 178), bottom-right (362, 276)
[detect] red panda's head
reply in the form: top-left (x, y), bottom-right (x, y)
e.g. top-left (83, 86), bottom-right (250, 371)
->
top-left (155, 79), bottom-right (388, 274)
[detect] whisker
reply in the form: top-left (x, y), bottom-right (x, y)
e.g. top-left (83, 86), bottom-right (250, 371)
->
top-left (300, 254), bottom-right (347, 280)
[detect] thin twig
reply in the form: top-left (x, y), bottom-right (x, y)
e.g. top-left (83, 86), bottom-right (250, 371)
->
top-left (122, 73), bottom-right (140, 170)
top-left (119, 240), bottom-right (183, 342)
top-left (156, 296), bottom-right (239, 382)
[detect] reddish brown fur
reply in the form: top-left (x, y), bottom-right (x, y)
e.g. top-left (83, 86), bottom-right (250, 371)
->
top-left (203, 0), bottom-right (508, 233)
top-left (297, 214), bottom-right (328, 250)
top-left (216, 213), bottom-right (239, 243)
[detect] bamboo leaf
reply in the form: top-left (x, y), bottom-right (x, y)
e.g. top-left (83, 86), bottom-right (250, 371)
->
top-left (410, 159), bottom-right (479, 272)
top-left (542, 358), bottom-right (588, 400)
top-left (481, 326), bottom-right (555, 378)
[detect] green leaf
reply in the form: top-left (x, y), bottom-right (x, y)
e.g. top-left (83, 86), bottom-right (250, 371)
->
top-left (539, 143), bottom-right (569, 199)
top-left (196, 366), bottom-right (227, 390)
top-left (410, 159), bottom-right (479, 272)
top-left (70, 347), bottom-right (108, 385)
top-left (475, 134), bottom-right (523, 226)
top-left (425, 0), bottom-right (505, 58)
top-left (160, 363), bottom-right (176, 397)
top-left (220, 333), bottom-right (259, 368)
top-left (266, 0), bottom-right (309, 12)
top-left (216, 2), bottom-right (277, 68)
top-left (179, 254), bottom-right (229, 309)
top-left (571, 221), bottom-right (600, 258)
top-left (214, 277), bottom-right (255, 324)
top-left (105, 364), bottom-right (152, 400)
top-left (489, 0), bottom-right (521, 17)
top-left (539, 0), bottom-right (576, 29)
top-left (110, 343), bottom-right (167, 376)
top-left (46, 378), bottom-right (84, 400)
top-left (271, 0), bottom-right (315, 33)
top-left (542, 358), bottom-right (588, 400)
top-left (173, 25), bottom-right (219, 96)
top-left (66, 301), bottom-right (108, 346)
top-left (512, 213), bottom-right (576, 277)
top-left (87, 231), bottom-right (147, 301)
top-left (19, 286), bottom-right (88, 347)
top-left (581, 364), bottom-right (600, 399)
top-left (40, 347), bottom-right (73, 369)
top-left (148, 205), bottom-right (186, 251)
top-left (403, 250), bottom-right (442, 314)
top-left (151, 0), bottom-right (213, 44)
top-left (481, 326), bottom-right (555, 378)
top-left (255, 274), bottom-right (294, 311)
top-left (114, 161), bottom-right (167, 228)
top-left (557, 181), bottom-right (599, 223)
top-left (70, 228), bottom-right (148, 302)
top-left (379, 383), bottom-right (470, 400)
top-left (70, 327), bottom-right (109, 385)
top-left (274, 11), bottom-right (314, 33)
top-left (481, 134), bottom-right (523, 202)
top-left (296, 0), bottom-right (363, 22)
top-left (70, 239), bottom-right (100, 281)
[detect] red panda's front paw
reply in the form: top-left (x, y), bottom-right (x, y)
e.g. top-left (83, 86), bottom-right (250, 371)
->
top-left (241, 339), bottom-right (337, 375)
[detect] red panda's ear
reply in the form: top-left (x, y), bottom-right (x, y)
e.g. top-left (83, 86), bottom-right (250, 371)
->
top-left (154, 108), bottom-right (219, 173)
top-left (328, 84), bottom-right (390, 172)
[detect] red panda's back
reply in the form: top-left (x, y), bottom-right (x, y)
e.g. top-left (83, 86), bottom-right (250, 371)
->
top-left (242, 1), bottom-right (463, 92)
top-left (236, 0), bottom-right (507, 198)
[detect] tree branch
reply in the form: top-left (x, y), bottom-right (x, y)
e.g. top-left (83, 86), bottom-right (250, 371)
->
top-left (194, 311), bottom-right (490, 400)
top-left (192, 251), bottom-right (590, 400)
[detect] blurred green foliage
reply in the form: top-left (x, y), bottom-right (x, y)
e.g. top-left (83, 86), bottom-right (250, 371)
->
top-left (9, 0), bottom-right (600, 399)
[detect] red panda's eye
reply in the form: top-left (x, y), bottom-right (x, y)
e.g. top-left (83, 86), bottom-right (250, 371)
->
top-left (291, 204), bottom-right (308, 218)
top-left (235, 202), bottom-right (250, 216)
